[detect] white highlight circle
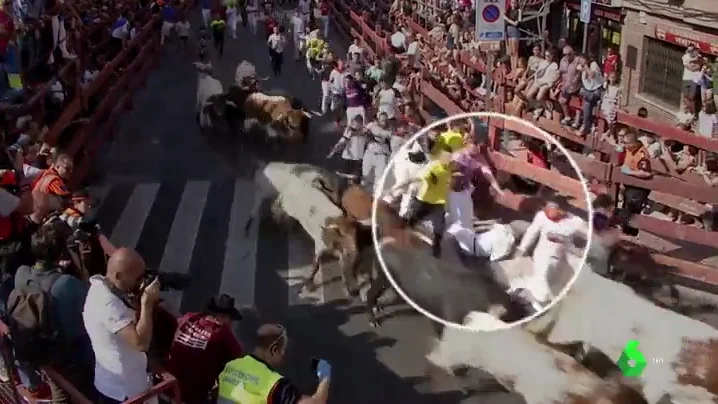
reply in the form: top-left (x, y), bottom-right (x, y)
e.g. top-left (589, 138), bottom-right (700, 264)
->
top-left (370, 111), bottom-right (594, 332)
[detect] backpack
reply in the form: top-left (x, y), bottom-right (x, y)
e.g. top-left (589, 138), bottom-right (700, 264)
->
top-left (6, 270), bottom-right (62, 364)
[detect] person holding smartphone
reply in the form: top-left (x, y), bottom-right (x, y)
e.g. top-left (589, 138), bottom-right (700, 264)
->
top-left (216, 324), bottom-right (330, 404)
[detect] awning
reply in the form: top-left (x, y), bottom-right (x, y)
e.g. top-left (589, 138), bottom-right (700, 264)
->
top-left (655, 25), bottom-right (718, 56)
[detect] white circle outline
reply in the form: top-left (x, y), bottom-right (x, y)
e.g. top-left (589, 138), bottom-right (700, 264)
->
top-left (370, 111), bottom-right (595, 332)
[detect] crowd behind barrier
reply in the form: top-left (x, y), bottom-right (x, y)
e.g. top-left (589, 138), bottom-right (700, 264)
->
top-left (0, 0), bottom-right (185, 401)
top-left (329, 1), bottom-right (718, 291)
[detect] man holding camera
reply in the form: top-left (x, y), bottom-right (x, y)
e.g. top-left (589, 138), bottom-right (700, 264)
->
top-left (82, 248), bottom-right (161, 404)
top-left (217, 323), bottom-right (330, 404)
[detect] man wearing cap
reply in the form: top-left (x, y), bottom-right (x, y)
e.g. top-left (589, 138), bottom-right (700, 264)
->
top-left (217, 323), bottom-right (330, 404)
top-left (166, 294), bottom-right (243, 404)
top-left (58, 189), bottom-right (94, 229)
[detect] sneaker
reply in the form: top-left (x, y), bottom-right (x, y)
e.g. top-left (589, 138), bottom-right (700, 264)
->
top-left (560, 117), bottom-right (572, 125)
top-left (0, 365), bottom-right (8, 382)
top-left (532, 108), bottom-right (543, 119)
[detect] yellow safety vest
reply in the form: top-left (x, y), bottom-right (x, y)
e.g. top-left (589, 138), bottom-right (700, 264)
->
top-left (416, 160), bottom-right (451, 205)
top-left (217, 356), bottom-right (283, 404)
top-left (431, 130), bottom-right (464, 157)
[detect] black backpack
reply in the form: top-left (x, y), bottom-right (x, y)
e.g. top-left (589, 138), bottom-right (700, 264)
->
top-left (6, 270), bottom-right (62, 365)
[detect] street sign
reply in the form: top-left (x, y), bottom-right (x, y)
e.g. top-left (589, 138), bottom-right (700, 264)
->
top-left (580, 0), bottom-right (592, 23)
top-left (475, 0), bottom-right (505, 42)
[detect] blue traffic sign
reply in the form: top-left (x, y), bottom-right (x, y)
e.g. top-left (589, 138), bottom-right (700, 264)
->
top-left (580, 0), bottom-right (591, 23)
top-left (482, 5), bottom-right (501, 23)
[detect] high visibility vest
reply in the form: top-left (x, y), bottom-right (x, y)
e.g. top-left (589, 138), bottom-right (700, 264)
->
top-left (217, 356), bottom-right (282, 404)
top-left (431, 130), bottom-right (464, 157)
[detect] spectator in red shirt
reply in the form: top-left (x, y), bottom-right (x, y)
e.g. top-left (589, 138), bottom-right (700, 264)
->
top-left (603, 46), bottom-right (620, 77)
top-left (166, 294), bottom-right (244, 404)
top-left (0, 2), bottom-right (14, 58)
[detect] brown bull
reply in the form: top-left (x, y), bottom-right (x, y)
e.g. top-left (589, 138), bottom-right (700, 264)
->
top-left (243, 92), bottom-right (312, 144)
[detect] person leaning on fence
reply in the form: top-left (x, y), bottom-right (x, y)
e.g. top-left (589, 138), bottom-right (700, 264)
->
top-left (166, 294), bottom-right (244, 404)
top-left (614, 131), bottom-right (652, 237)
top-left (216, 323), bottom-right (330, 404)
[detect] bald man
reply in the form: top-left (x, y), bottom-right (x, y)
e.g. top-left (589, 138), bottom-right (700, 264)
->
top-left (217, 324), bottom-right (330, 404)
top-left (82, 248), bottom-right (161, 403)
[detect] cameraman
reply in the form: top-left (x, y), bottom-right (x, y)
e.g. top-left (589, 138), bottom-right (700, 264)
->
top-left (12, 221), bottom-right (93, 402)
top-left (82, 247), bottom-right (161, 404)
top-left (59, 189), bottom-right (95, 229)
top-left (217, 324), bottom-right (330, 404)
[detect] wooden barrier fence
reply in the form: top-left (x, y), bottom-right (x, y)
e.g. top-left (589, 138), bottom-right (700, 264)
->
top-left (329, 6), bottom-right (718, 293)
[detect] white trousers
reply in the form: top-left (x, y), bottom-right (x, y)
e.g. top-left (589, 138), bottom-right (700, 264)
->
top-left (320, 82), bottom-right (342, 114)
top-left (345, 106), bottom-right (365, 123)
top-left (227, 10), bottom-right (238, 38)
top-left (201, 8), bottom-right (211, 26)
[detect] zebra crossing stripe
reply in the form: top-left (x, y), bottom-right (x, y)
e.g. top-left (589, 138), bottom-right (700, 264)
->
top-left (109, 182), bottom-right (160, 248)
top-left (219, 179), bottom-right (260, 309)
top-left (159, 180), bottom-right (210, 314)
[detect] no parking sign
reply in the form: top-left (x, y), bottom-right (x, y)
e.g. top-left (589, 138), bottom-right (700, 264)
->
top-left (475, 0), bottom-right (505, 42)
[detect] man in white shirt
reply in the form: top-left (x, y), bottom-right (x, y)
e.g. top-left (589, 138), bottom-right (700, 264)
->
top-left (347, 38), bottom-right (364, 63)
top-left (291, 9), bottom-right (305, 60)
top-left (297, 0), bottom-right (311, 26)
top-left (682, 46), bottom-right (701, 104)
top-left (83, 248), bottom-right (161, 403)
top-left (403, 32), bottom-right (422, 72)
top-left (514, 202), bottom-right (586, 306)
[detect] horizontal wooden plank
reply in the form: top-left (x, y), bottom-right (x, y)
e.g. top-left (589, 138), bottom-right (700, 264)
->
top-left (617, 111), bottom-right (718, 153)
top-left (489, 152), bottom-right (587, 199)
top-left (648, 191), bottom-right (710, 216)
top-left (612, 171), bottom-right (718, 204)
top-left (628, 214), bottom-right (718, 249)
top-left (421, 82), bottom-right (463, 115)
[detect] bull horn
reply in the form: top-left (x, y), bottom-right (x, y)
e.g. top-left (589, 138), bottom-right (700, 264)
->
top-left (487, 304), bottom-right (508, 319)
top-left (325, 223), bottom-right (340, 230)
top-left (301, 110), bottom-right (313, 118)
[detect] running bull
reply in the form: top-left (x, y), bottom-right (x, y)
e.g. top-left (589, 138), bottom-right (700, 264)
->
top-left (222, 88), bottom-right (313, 146)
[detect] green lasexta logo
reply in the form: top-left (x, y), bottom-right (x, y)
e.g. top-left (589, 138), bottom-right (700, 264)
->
top-left (617, 339), bottom-right (648, 377)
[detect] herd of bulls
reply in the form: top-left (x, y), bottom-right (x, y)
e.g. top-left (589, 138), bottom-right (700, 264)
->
top-left (196, 62), bottom-right (313, 153)
top-left (256, 161), bottom-right (718, 404)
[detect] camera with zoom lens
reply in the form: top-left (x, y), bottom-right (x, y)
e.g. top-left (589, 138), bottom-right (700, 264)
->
top-left (139, 269), bottom-right (192, 293)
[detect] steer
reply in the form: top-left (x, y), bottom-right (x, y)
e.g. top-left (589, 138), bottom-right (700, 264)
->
top-left (524, 263), bottom-right (718, 404)
top-left (427, 312), bottom-right (648, 404)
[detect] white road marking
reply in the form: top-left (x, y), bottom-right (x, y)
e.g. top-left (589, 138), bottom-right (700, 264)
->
top-left (159, 181), bottom-right (210, 314)
top-left (219, 179), bottom-right (259, 309)
top-left (109, 182), bottom-right (160, 248)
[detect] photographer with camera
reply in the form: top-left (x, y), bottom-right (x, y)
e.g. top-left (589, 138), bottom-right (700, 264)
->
top-left (82, 247), bottom-right (161, 404)
top-left (9, 220), bottom-right (93, 402)
top-left (217, 323), bottom-right (330, 404)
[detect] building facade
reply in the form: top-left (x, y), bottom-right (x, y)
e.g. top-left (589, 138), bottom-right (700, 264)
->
top-left (619, 0), bottom-right (718, 122)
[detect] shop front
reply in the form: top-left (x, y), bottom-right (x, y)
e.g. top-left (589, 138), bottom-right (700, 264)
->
top-left (620, 8), bottom-right (718, 120)
top-left (563, 0), bottom-right (624, 60)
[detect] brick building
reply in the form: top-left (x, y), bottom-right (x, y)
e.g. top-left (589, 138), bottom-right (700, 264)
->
top-left (618, 0), bottom-right (718, 122)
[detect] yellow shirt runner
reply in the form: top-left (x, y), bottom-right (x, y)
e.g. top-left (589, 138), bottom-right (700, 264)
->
top-left (416, 160), bottom-right (452, 205)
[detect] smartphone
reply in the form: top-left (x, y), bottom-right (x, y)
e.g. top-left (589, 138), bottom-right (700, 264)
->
top-left (310, 357), bottom-right (331, 380)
